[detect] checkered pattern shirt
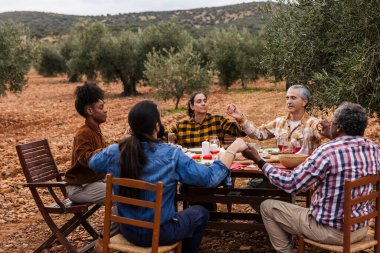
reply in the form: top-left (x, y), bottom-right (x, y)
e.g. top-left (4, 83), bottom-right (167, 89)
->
top-left (238, 112), bottom-right (322, 149)
top-left (261, 136), bottom-right (380, 231)
top-left (168, 113), bottom-right (246, 147)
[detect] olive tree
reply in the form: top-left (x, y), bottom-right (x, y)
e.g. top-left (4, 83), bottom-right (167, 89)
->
top-left (66, 20), bottom-right (108, 81)
top-left (236, 29), bottom-right (265, 88)
top-left (208, 26), bottom-right (241, 90)
top-left (144, 45), bottom-right (211, 109)
top-left (36, 42), bottom-right (67, 77)
top-left (0, 22), bottom-right (34, 95)
top-left (97, 31), bottom-right (143, 96)
top-left (262, 0), bottom-right (380, 113)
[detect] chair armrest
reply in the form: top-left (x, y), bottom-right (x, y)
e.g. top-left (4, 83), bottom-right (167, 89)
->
top-left (25, 181), bottom-right (69, 211)
top-left (25, 182), bottom-right (67, 188)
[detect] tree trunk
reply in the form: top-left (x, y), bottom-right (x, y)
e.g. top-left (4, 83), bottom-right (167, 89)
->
top-left (113, 66), bottom-right (137, 96)
top-left (286, 80), bottom-right (292, 91)
top-left (175, 97), bottom-right (180, 109)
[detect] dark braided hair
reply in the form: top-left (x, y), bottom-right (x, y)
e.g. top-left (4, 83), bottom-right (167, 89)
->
top-left (119, 100), bottom-right (164, 199)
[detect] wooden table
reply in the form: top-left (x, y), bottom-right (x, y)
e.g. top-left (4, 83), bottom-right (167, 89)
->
top-left (176, 168), bottom-right (298, 232)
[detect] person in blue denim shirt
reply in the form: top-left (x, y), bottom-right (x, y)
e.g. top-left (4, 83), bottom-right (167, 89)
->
top-left (89, 100), bottom-right (247, 253)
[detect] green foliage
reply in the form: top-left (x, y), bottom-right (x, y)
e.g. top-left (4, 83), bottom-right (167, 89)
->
top-left (236, 29), bottom-right (265, 88)
top-left (0, 21), bottom-right (35, 95)
top-left (140, 19), bottom-right (192, 58)
top-left (97, 31), bottom-right (143, 96)
top-left (208, 26), bottom-right (242, 89)
top-left (36, 42), bottom-right (67, 76)
top-left (66, 20), bottom-right (108, 81)
top-left (144, 45), bottom-right (211, 109)
top-left (208, 26), bottom-right (265, 89)
top-left (262, 0), bottom-right (380, 114)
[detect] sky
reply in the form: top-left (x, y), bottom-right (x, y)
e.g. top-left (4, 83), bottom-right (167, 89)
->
top-left (0, 0), bottom-right (263, 16)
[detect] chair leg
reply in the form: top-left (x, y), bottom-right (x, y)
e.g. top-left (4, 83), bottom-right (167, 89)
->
top-left (35, 215), bottom-right (80, 252)
top-left (297, 235), bottom-right (305, 253)
top-left (175, 242), bottom-right (182, 253)
top-left (35, 205), bottom-right (101, 253)
top-left (35, 211), bottom-right (78, 253)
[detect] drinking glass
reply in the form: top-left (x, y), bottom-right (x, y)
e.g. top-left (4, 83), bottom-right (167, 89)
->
top-left (209, 136), bottom-right (220, 160)
top-left (168, 133), bottom-right (175, 145)
top-left (277, 137), bottom-right (292, 154)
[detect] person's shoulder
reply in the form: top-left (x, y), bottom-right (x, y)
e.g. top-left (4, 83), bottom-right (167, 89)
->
top-left (107, 143), bottom-right (119, 151)
top-left (74, 124), bottom-right (93, 138)
top-left (211, 113), bottom-right (225, 119)
top-left (155, 142), bottom-right (180, 157)
top-left (177, 117), bottom-right (191, 125)
top-left (306, 115), bottom-right (319, 123)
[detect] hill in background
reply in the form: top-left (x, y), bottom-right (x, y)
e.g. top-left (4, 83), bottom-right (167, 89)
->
top-left (0, 1), bottom-right (267, 38)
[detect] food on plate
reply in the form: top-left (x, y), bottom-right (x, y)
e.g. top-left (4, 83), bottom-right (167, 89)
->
top-left (262, 148), bottom-right (280, 155)
top-left (202, 154), bottom-right (212, 160)
top-left (262, 153), bottom-right (271, 159)
top-left (191, 154), bottom-right (201, 160)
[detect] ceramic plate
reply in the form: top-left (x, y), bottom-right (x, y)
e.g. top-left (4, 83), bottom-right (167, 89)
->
top-left (262, 148), bottom-right (280, 155)
top-left (198, 160), bottom-right (214, 166)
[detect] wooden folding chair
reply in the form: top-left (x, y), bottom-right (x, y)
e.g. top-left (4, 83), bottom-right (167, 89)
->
top-left (16, 139), bottom-right (101, 253)
top-left (103, 174), bottom-right (182, 253)
top-left (297, 175), bottom-right (380, 253)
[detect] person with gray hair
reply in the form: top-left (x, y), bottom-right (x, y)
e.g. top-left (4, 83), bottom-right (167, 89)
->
top-left (227, 85), bottom-right (328, 189)
top-left (242, 102), bottom-right (380, 253)
top-left (227, 84), bottom-right (327, 153)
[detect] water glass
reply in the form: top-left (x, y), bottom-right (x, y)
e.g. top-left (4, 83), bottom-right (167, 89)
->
top-left (209, 136), bottom-right (220, 159)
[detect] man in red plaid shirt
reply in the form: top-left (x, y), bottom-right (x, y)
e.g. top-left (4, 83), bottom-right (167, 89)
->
top-left (243, 102), bottom-right (380, 253)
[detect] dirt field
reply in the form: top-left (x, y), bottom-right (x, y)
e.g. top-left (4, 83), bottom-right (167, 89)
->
top-left (1, 70), bottom-right (379, 252)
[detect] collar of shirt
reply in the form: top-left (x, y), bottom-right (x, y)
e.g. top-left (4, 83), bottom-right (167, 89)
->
top-left (189, 113), bottom-right (212, 124)
top-left (85, 119), bottom-right (102, 135)
top-left (285, 112), bottom-right (311, 126)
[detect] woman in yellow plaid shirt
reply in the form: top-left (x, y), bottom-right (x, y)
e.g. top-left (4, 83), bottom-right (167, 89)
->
top-left (167, 91), bottom-right (246, 147)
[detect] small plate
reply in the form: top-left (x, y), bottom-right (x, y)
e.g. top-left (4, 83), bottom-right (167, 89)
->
top-left (188, 148), bottom-right (202, 154)
top-left (262, 148), bottom-right (280, 155)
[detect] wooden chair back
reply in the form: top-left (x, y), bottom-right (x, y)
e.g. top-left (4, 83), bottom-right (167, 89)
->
top-left (223, 134), bottom-right (236, 148)
top-left (103, 174), bottom-right (166, 253)
top-left (16, 139), bottom-right (100, 252)
top-left (17, 139), bottom-right (63, 183)
top-left (298, 174), bottom-right (380, 253)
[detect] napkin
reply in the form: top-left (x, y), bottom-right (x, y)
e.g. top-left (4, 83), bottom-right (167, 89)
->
top-left (230, 163), bottom-right (246, 170)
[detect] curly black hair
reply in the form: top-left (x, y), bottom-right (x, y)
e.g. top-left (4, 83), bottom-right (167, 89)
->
top-left (334, 102), bottom-right (368, 136)
top-left (74, 81), bottom-right (104, 118)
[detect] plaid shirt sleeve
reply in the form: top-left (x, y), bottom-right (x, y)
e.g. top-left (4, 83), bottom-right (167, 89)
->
top-left (219, 115), bottom-right (246, 137)
top-left (261, 146), bottom-right (330, 194)
top-left (238, 117), bottom-right (278, 140)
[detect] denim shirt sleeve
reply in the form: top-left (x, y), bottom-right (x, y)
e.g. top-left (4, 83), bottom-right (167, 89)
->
top-left (88, 144), bottom-right (120, 176)
top-left (173, 148), bottom-right (229, 187)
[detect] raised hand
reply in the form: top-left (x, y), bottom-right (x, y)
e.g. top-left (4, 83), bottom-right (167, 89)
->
top-left (226, 103), bottom-right (244, 122)
top-left (317, 119), bottom-right (332, 139)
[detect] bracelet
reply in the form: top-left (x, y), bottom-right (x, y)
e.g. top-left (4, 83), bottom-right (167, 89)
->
top-left (225, 150), bottom-right (236, 157)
